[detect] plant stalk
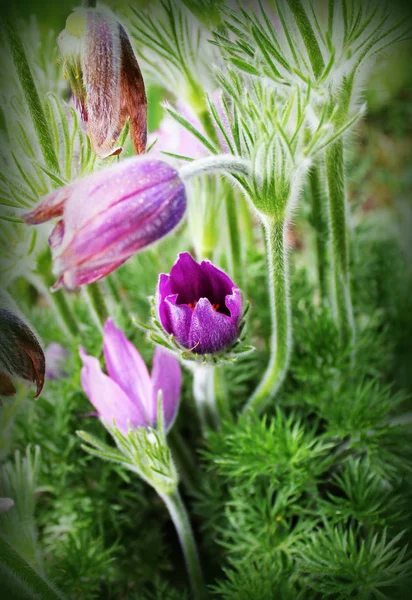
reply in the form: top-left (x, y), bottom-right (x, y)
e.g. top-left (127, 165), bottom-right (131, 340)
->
top-left (159, 489), bottom-right (208, 600)
top-left (84, 282), bottom-right (109, 329)
top-left (244, 217), bottom-right (292, 413)
top-left (82, 0), bottom-right (97, 7)
top-left (325, 138), bottom-right (355, 345)
top-left (309, 165), bottom-right (330, 302)
top-left (168, 429), bottom-right (200, 496)
top-left (225, 187), bottom-right (242, 286)
top-left (4, 18), bottom-right (59, 173)
top-left (192, 364), bottom-right (219, 430)
top-left (28, 273), bottom-right (80, 338)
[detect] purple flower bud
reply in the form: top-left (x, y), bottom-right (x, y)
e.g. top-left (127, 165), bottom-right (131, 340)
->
top-left (58, 7), bottom-right (147, 158)
top-left (157, 253), bottom-right (242, 355)
top-left (45, 343), bottom-right (69, 380)
top-left (0, 309), bottom-right (45, 398)
top-left (23, 157), bottom-right (186, 289)
top-left (79, 319), bottom-right (181, 434)
top-left (0, 498), bottom-right (14, 513)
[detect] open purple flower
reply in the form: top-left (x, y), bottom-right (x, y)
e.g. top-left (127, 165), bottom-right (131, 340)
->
top-left (157, 253), bottom-right (242, 355)
top-left (23, 157), bottom-right (186, 289)
top-left (80, 319), bottom-right (181, 434)
top-left (58, 7), bottom-right (147, 158)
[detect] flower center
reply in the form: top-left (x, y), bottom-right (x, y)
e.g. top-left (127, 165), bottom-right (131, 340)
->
top-left (187, 301), bottom-right (220, 312)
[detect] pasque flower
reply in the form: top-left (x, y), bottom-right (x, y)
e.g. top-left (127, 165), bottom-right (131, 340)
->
top-left (58, 6), bottom-right (147, 158)
top-left (157, 253), bottom-right (242, 355)
top-left (80, 319), bottom-right (181, 434)
top-left (0, 309), bottom-right (45, 398)
top-left (23, 157), bottom-right (186, 289)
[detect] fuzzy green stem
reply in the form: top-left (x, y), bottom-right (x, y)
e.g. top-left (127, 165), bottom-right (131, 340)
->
top-left (29, 273), bottom-right (80, 338)
top-left (192, 364), bottom-right (219, 430)
top-left (0, 535), bottom-right (65, 600)
top-left (159, 489), bottom-right (208, 600)
top-left (179, 155), bottom-right (251, 181)
top-left (225, 188), bottom-right (242, 285)
top-left (168, 429), bottom-right (200, 496)
top-left (82, 0), bottom-right (97, 7)
top-left (244, 218), bottom-right (291, 413)
top-left (325, 139), bottom-right (355, 345)
top-left (84, 283), bottom-right (109, 329)
top-left (309, 165), bottom-right (330, 302)
top-left (4, 18), bottom-right (59, 173)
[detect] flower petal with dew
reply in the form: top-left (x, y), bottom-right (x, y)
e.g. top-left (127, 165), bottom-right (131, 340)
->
top-left (157, 253), bottom-right (242, 355)
top-left (58, 6), bottom-right (147, 158)
top-left (23, 157), bottom-right (187, 290)
top-left (80, 319), bottom-right (181, 434)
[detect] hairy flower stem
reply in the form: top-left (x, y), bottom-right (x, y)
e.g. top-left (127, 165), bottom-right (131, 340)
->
top-left (225, 187), bottom-right (243, 285)
top-left (309, 165), bottom-right (330, 302)
top-left (159, 489), bottom-right (208, 600)
top-left (244, 218), bottom-right (291, 413)
top-left (4, 18), bottom-right (59, 174)
top-left (192, 364), bottom-right (219, 430)
top-left (84, 283), bottom-right (109, 329)
top-left (28, 272), bottom-right (80, 338)
top-left (325, 139), bottom-right (355, 345)
top-left (82, 0), bottom-right (96, 7)
top-left (168, 429), bottom-right (200, 496)
top-left (180, 155), bottom-right (251, 181)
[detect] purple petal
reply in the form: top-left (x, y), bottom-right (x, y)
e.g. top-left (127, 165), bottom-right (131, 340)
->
top-left (49, 221), bottom-right (65, 253)
top-left (188, 298), bottom-right (239, 354)
top-left (168, 252), bottom-right (212, 304)
top-left (200, 260), bottom-right (237, 313)
top-left (56, 177), bottom-right (184, 270)
top-left (225, 287), bottom-right (243, 323)
top-left (164, 294), bottom-right (193, 347)
top-left (157, 273), bottom-right (174, 332)
top-left (151, 346), bottom-right (181, 431)
top-left (57, 257), bottom-right (128, 290)
top-left (79, 346), bottom-right (147, 433)
top-left (22, 186), bottom-right (73, 225)
top-left (103, 319), bottom-right (152, 420)
top-left (56, 158), bottom-right (179, 252)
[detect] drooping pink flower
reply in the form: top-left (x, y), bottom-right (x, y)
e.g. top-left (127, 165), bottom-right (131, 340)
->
top-left (23, 157), bottom-right (186, 290)
top-left (157, 253), bottom-right (242, 355)
top-left (79, 319), bottom-right (181, 434)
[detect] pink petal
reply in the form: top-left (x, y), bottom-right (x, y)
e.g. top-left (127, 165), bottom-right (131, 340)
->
top-left (103, 319), bottom-right (153, 421)
top-left (151, 346), bottom-right (181, 431)
top-left (79, 346), bottom-right (147, 433)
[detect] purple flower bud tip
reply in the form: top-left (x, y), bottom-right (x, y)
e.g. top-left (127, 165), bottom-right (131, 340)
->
top-left (58, 7), bottom-right (147, 158)
top-left (0, 309), bottom-right (45, 398)
top-left (23, 157), bottom-right (187, 289)
top-left (79, 319), bottom-right (181, 434)
top-left (45, 343), bottom-right (69, 380)
top-left (157, 253), bottom-right (242, 355)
